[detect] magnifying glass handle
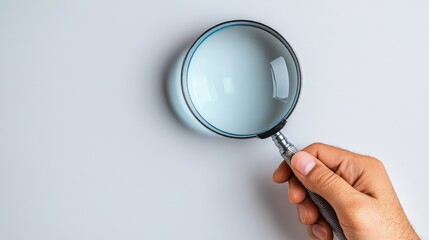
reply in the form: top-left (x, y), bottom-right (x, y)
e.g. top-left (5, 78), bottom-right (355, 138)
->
top-left (271, 132), bottom-right (347, 240)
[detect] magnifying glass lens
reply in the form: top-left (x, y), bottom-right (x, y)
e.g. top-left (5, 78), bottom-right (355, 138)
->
top-left (183, 22), bottom-right (300, 138)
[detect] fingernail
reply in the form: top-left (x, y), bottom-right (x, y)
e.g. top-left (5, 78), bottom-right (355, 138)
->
top-left (312, 224), bottom-right (327, 240)
top-left (292, 152), bottom-right (316, 176)
top-left (297, 204), bottom-right (307, 223)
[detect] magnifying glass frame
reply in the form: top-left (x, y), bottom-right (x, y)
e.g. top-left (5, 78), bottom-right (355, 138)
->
top-left (181, 20), bottom-right (302, 139)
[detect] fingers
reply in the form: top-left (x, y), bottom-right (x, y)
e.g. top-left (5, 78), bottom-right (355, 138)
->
top-left (272, 160), bottom-right (292, 183)
top-left (307, 218), bottom-right (333, 240)
top-left (273, 160), bottom-right (320, 225)
top-left (287, 177), bottom-right (320, 225)
top-left (297, 197), bottom-right (319, 225)
top-left (288, 176), bottom-right (306, 204)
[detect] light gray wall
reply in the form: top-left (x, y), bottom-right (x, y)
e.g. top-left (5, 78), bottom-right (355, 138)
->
top-left (1, 1), bottom-right (428, 239)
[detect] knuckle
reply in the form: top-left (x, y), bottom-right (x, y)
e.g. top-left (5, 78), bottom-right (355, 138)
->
top-left (373, 158), bottom-right (385, 169)
top-left (310, 171), bottom-right (340, 191)
top-left (307, 142), bottom-right (325, 150)
top-left (365, 156), bottom-right (386, 171)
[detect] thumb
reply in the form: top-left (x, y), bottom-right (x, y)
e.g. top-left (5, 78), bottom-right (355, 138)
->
top-left (290, 151), bottom-right (359, 209)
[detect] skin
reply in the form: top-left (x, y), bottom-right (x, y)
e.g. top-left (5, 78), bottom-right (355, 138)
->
top-left (272, 143), bottom-right (420, 240)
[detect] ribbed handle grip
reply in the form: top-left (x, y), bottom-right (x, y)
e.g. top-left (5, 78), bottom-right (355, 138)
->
top-left (271, 132), bottom-right (347, 240)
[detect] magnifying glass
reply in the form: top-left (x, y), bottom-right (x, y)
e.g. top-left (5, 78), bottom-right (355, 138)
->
top-left (180, 20), bottom-right (346, 240)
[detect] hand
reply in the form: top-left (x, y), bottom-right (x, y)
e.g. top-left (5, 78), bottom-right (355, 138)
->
top-left (272, 143), bottom-right (419, 240)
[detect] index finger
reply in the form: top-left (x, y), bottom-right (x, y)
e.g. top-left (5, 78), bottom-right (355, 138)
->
top-left (273, 160), bottom-right (293, 183)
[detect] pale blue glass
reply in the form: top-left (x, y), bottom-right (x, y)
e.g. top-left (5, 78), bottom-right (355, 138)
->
top-left (181, 20), bottom-right (301, 138)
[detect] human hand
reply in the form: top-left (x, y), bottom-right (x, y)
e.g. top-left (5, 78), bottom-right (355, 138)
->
top-left (272, 143), bottom-right (419, 240)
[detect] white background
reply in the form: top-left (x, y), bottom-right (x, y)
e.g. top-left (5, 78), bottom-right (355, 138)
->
top-left (1, 1), bottom-right (428, 239)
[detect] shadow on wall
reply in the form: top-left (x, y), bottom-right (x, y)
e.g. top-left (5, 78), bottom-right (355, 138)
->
top-left (252, 169), bottom-right (308, 239)
top-left (161, 36), bottom-right (217, 138)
